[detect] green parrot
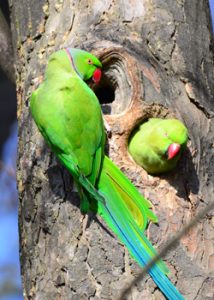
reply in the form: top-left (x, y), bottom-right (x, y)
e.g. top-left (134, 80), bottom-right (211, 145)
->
top-left (30, 48), bottom-right (184, 300)
top-left (129, 118), bottom-right (188, 174)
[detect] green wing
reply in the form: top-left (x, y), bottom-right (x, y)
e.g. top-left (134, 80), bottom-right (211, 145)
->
top-left (30, 74), bottom-right (104, 183)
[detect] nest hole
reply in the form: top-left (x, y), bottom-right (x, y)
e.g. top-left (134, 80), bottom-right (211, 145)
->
top-left (93, 55), bottom-right (132, 115)
top-left (94, 75), bottom-right (116, 114)
top-left (95, 84), bottom-right (115, 104)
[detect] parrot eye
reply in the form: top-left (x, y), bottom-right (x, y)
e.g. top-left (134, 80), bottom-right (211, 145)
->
top-left (87, 59), bottom-right (93, 65)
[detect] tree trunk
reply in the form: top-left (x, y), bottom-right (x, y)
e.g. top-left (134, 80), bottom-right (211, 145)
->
top-left (11, 0), bottom-right (214, 299)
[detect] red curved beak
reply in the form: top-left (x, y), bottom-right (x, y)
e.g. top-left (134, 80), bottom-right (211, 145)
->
top-left (167, 143), bottom-right (181, 160)
top-left (92, 68), bottom-right (102, 83)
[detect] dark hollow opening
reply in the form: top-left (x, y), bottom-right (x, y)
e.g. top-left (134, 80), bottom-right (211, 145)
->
top-left (94, 78), bottom-right (116, 114)
top-left (95, 84), bottom-right (115, 104)
top-left (128, 119), bottom-right (149, 146)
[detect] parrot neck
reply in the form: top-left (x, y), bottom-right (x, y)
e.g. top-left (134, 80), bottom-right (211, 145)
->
top-left (45, 50), bottom-right (78, 82)
top-left (65, 48), bottom-right (83, 80)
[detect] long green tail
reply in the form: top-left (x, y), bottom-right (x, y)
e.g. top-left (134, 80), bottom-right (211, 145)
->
top-left (96, 156), bottom-right (184, 300)
top-left (60, 153), bottom-right (184, 299)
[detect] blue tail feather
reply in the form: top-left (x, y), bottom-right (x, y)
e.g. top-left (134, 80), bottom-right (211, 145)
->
top-left (98, 170), bottom-right (184, 300)
top-left (101, 200), bottom-right (184, 300)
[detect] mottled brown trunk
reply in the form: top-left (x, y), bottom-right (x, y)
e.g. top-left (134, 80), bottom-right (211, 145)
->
top-left (11, 0), bottom-right (214, 299)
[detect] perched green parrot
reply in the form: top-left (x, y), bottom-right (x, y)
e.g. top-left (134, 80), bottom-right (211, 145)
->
top-left (129, 118), bottom-right (188, 174)
top-left (30, 48), bottom-right (184, 300)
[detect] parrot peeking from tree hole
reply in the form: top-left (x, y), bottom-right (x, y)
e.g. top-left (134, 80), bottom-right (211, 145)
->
top-left (30, 48), bottom-right (185, 300)
top-left (128, 118), bottom-right (188, 174)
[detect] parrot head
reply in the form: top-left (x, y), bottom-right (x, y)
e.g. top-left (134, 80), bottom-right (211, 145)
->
top-left (66, 48), bottom-right (102, 83)
top-left (128, 118), bottom-right (188, 174)
top-left (161, 119), bottom-right (188, 161)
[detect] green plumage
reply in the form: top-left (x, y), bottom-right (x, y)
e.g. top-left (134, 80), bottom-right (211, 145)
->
top-left (30, 48), bottom-right (156, 231)
top-left (129, 118), bottom-right (188, 174)
top-left (97, 156), bottom-right (168, 274)
top-left (30, 49), bottom-right (104, 212)
top-left (30, 49), bottom-right (184, 299)
top-left (31, 50), bottom-right (103, 177)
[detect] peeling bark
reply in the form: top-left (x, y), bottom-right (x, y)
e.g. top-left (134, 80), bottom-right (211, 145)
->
top-left (11, 0), bottom-right (214, 299)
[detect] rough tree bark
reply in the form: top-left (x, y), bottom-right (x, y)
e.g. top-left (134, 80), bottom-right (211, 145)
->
top-left (0, 7), bottom-right (15, 83)
top-left (11, 0), bottom-right (214, 299)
